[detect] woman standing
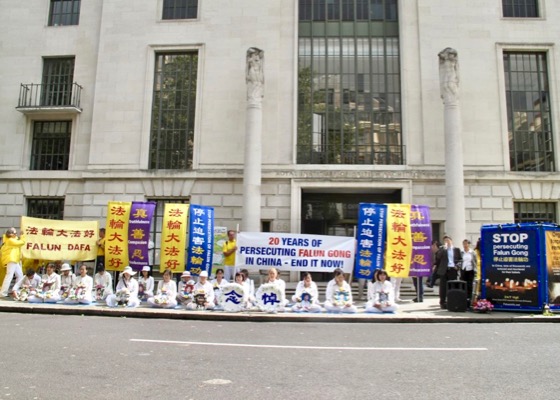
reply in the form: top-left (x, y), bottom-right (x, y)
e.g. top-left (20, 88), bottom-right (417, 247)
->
top-left (1, 228), bottom-right (26, 298)
top-left (461, 239), bottom-right (477, 304)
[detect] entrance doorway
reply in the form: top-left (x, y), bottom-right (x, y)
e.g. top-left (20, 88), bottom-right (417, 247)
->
top-left (301, 189), bottom-right (401, 281)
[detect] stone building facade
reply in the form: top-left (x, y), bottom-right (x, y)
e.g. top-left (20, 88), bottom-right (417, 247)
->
top-left (1, 0), bottom-right (559, 272)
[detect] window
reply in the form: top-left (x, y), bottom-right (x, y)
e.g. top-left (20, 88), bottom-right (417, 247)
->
top-left (149, 52), bottom-right (198, 170)
top-left (514, 202), bottom-right (556, 223)
top-left (297, 0), bottom-right (402, 165)
top-left (162, 0), bottom-right (198, 20)
top-left (42, 57), bottom-right (75, 107)
top-left (48, 0), bottom-right (81, 26)
top-left (27, 198), bottom-right (65, 220)
top-left (504, 52), bottom-right (554, 172)
top-left (148, 198), bottom-right (190, 268)
top-left (503, 0), bottom-right (538, 18)
top-left (31, 121), bottom-right (71, 170)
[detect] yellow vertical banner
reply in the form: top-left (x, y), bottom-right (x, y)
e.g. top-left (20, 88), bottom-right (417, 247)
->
top-left (160, 203), bottom-right (189, 273)
top-left (105, 201), bottom-right (131, 272)
top-left (385, 204), bottom-right (412, 278)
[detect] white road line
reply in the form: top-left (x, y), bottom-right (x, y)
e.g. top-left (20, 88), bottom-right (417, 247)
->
top-left (130, 338), bottom-right (487, 351)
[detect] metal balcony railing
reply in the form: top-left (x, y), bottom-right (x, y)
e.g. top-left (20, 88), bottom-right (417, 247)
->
top-left (17, 82), bottom-right (82, 111)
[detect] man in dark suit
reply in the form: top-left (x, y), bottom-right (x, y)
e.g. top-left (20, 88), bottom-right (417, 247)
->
top-left (434, 235), bottom-right (462, 309)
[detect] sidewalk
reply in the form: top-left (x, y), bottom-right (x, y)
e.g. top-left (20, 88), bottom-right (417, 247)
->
top-left (0, 296), bottom-right (557, 323)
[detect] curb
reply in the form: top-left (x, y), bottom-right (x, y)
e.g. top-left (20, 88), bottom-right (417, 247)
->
top-left (1, 301), bottom-right (559, 323)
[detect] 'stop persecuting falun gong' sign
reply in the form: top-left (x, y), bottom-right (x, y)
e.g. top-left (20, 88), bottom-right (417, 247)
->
top-left (236, 232), bottom-right (355, 273)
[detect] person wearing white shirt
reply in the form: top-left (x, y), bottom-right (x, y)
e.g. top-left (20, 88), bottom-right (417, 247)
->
top-left (187, 271), bottom-right (215, 310)
top-left (64, 265), bottom-right (93, 305)
top-left (59, 263), bottom-right (76, 299)
top-left (365, 269), bottom-right (398, 313)
top-left (147, 269), bottom-right (177, 308)
top-left (138, 266), bottom-right (154, 301)
top-left (28, 263), bottom-right (61, 303)
top-left (291, 272), bottom-right (322, 313)
top-left (324, 268), bottom-right (357, 313)
top-left (240, 268), bottom-right (256, 304)
top-left (177, 270), bottom-right (196, 307)
top-left (12, 268), bottom-right (42, 301)
top-left (93, 264), bottom-right (113, 302)
top-left (106, 266), bottom-right (140, 308)
top-left (211, 268), bottom-right (228, 306)
top-left (255, 268), bottom-right (288, 311)
top-left (461, 239), bottom-right (478, 304)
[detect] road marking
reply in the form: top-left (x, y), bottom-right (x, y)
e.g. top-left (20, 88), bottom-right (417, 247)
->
top-left (130, 339), bottom-right (487, 351)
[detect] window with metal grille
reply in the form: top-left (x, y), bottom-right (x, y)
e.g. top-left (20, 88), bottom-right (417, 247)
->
top-left (27, 198), bottom-right (65, 220)
top-left (149, 52), bottom-right (198, 170)
top-left (48, 0), bottom-right (81, 26)
top-left (514, 202), bottom-right (556, 223)
top-left (31, 121), bottom-right (71, 170)
top-left (504, 52), bottom-right (554, 172)
top-left (503, 0), bottom-right (538, 18)
top-left (162, 0), bottom-right (198, 20)
top-left (148, 198), bottom-right (190, 269)
top-left (297, 0), bottom-right (403, 165)
top-left (41, 57), bottom-right (75, 107)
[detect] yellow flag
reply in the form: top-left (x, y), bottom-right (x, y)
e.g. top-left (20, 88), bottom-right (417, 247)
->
top-left (105, 201), bottom-right (131, 272)
top-left (160, 203), bottom-right (189, 273)
top-left (385, 204), bottom-right (412, 278)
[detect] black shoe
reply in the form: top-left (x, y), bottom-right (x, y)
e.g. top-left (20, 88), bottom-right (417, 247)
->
top-left (427, 284), bottom-right (433, 288)
top-left (440, 303), bottom-right (447, 309)
top-left (413, 298), bottom-right (423, 303)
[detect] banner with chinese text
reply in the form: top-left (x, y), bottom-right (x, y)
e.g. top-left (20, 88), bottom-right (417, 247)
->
top-left (127, 201), bottom-right (156, 271)
top-left (385, 204), bottom-right (412, 278)
top-left (409, 205), bottom-right (432, 277)
top-left (186, 205), bottom-right (214, 276)
top-left (21, 216), bottom-right (98, 261)
top-left (105, 201), bottom-right (131, 272)
top-left (159, 203), bottom-right (189, 273)
top-left (354, 203), bottom-right (387, 280)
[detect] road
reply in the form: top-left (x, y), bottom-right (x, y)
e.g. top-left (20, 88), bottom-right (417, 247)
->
top-left (0, 313), bottom-right (557, 399)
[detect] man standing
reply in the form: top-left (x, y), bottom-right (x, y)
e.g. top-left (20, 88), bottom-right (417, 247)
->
top-left (1, 228), bottom-right (26, 297)
top-left (434, 235), bottom-right (462, 309)
top-left (96, 228), bottom-right (105, 271)
top-left (222, 230), bottom-right (238, 281)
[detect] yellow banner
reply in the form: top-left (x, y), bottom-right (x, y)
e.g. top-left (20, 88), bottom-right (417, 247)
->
top-left (160, 203), bottom-right (189, 273)
top-left (21, 216), bottom-right (98, 261)
top-left (105, 201), bottom-right (131, 272)
top-left (385, 204), bottom-right (412, 278)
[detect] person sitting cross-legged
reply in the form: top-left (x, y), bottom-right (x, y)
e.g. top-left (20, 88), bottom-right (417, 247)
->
top-left (365, 269), bottom-right (398, 314)
top-left (147, 269), bottom-right (177, 309)
top-left (64, 265), bottom-right (94, 305)
top-left (324, 268), bottom-right (357, 313)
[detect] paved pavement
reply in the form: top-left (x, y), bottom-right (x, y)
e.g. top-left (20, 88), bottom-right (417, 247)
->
top-left (0, 296), bottom-right (557, 323)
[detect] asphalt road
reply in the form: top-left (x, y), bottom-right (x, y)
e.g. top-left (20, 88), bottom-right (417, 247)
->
top-left (0, 314), bottom-right (558, 399)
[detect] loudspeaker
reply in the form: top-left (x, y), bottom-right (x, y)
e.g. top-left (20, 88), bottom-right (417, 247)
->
top-left (447, 280), bottom-right (467, 312)
top-left (447, 289), bottom-right (467, 312)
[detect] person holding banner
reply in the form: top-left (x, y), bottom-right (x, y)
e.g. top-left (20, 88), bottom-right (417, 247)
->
top-left (106, 266), bottom-right (140, 308)
top-left (434, 236), bottom-right (462, 309)
top-left (1, 228), bottom-right (26, 298)
top-left (187, 271), bottom-right (215, 310)
top-left (291, 272), bottom-right (321, 313)
top-left (222, 230), bottom-right (238, 281)
top-left (147, 269), bottom-right (177, 309)
top-left (93, 264), bottom-right (113, 302)
top-left (11, 268), bottom-right (42, 301)
top-left (138, 266), bottom-right (154, 301)
top-left (28, 263), bottom-right (61, 303)
top-left (365, 269), bottom-right (398, 313)
top-left (324, 269), bottom-right (357, 313)
top-left (64, 265), bottom-right (93, 305)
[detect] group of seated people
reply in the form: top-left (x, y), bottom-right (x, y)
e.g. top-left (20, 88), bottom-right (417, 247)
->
top-left (9, 263), bottom-right (399, 314)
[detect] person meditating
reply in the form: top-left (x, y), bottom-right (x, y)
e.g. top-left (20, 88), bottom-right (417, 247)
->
top-left (324, 268), bottom-right (357, 313)
top-left (365, 269), bottom-right (398, 313)
top-left (106, 266), bottom-right (140, 308)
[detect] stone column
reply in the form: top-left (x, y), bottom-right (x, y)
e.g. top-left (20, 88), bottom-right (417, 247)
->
top-left (438, 48), bottom-right (466, 242)
top-left (243, 48), bottom-right (264, 232)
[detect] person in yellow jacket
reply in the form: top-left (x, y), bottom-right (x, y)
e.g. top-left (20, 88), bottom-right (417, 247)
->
top-left (1, 227), bottom-right (26, 297)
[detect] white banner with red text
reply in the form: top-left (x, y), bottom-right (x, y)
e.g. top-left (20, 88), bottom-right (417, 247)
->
top-left (236, 232), bottom-right (355, 273)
